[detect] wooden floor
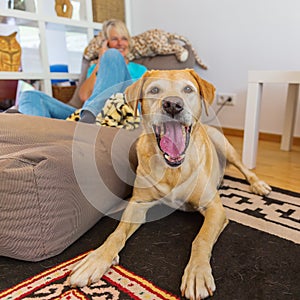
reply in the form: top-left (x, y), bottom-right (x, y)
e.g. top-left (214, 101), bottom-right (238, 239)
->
top-left (224, 135), bottom-right (300, 193)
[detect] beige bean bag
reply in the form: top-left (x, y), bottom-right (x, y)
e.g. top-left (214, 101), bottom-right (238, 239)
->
top-left (0, 114), bottom-right (140, 261)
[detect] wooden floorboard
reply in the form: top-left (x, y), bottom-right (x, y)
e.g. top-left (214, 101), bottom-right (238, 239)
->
top-left (224, 135), bottom-right (300, 193)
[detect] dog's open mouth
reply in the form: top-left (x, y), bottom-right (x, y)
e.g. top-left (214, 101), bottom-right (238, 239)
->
top-left (153, 121), bottom-right (191, 167)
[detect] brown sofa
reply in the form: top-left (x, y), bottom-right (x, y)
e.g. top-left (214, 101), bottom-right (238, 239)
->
top-left (0, 48), bottom-right (197, 261)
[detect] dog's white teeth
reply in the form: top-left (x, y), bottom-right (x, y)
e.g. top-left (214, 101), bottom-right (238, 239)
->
top-left (154, 125), bottom-right (161, 136)
top-left (165, 153), bottom-right (185, 161)
top-left (182, 126), bottom-right (186, 138)
top-left (156, 124), bottom-right (164, 137)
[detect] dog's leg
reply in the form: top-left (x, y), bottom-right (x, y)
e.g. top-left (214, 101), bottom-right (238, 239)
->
top-left (181, 195), bottom-right (228, 300)
top-left (69, 200), bottom-right (155, 287)
top-left (224, 141), bottom-right (272, 195)
top-left (206, 126), bottom-right (271, 195)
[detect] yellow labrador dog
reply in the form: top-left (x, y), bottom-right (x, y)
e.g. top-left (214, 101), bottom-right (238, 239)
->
top-left (70, 70), bottom-right (271, 299)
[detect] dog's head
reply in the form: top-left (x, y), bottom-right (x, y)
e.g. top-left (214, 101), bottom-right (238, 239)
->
top-left (125, 69), bottom-right (215, 167)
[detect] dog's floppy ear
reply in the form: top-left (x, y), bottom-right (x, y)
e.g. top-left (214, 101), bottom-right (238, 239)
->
top-left (188, 69), bottom-right (216, 115)
top-left (125, 71), bottom-right (151, 116)
top-left (189, 69), bottom-right (215, 104)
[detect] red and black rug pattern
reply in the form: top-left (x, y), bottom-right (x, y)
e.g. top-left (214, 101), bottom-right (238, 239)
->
top-left (0, 251), bottom-right (179, 300)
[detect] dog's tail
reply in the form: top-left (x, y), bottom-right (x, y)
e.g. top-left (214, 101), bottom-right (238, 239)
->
top-left (171, 33), bottom-right (208, 70)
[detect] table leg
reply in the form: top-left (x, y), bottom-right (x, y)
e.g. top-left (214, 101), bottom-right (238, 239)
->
top-left (242, 82), bottom-right (263, 169)
top-left (281, 83), bottom-right (299, 151)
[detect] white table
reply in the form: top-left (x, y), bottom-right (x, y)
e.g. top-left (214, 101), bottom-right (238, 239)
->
top-left (242, 71), bottom-right (300, 169)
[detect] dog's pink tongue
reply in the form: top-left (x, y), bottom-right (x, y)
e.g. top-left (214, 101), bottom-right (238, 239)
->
top-left (160, 122), bottom-right (185, 157)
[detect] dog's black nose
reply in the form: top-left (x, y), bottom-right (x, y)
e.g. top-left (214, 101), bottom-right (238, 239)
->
top-left (162, 96), bottom-right (184, 116)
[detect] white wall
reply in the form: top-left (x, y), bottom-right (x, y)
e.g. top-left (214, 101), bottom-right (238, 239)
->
top-left (128, 0), bottom-right (300, 137)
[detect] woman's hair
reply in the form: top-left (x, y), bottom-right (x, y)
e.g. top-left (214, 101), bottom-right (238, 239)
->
top-left (102, 19), bottom-right (131, 47)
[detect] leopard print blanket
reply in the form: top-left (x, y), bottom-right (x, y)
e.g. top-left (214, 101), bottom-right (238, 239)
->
top-left (83, 29), bottom-right (207, 69)
top-left (66, 93), bottom-right (140, 130)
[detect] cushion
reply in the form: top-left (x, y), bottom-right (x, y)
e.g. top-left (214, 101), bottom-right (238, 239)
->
top-left (133, 45), bottom-right (196, 70)
top-left (0, 114), bottom-right (140, 261)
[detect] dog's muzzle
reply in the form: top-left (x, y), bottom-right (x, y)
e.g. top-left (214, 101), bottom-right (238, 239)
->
top-left (152, 96), bottom-right (191, 167)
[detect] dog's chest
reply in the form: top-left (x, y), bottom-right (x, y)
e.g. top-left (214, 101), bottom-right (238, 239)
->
top-left (157, 177), bottom-right (201, 211)
top-left (151, 163), bottom-right (211, 211)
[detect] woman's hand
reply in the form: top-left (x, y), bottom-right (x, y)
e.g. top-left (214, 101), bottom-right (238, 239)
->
top-left (78, 63), bottom-right (98, 102)
top-left (98, 39), bottom-right (108, 58)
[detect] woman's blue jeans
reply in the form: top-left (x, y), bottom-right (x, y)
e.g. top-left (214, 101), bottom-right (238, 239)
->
top-left (81, 49), bottom-right (133, 118)
top-left (18, 49), bottom-right (133, 120)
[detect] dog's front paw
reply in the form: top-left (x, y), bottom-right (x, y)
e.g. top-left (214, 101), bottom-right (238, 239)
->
top-left (69, 249), bottom-right (118, 287)
top-left (180, 260), bottom-right (215, 300)
top-left (251, 180), bottom-right (272, 196)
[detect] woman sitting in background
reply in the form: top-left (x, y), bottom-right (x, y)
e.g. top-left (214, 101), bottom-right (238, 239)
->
top-left (18, 19), bottom-right (147, 122)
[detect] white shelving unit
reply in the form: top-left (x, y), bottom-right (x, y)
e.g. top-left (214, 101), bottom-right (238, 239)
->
top-left (0, 0), bottom-right (102, 96)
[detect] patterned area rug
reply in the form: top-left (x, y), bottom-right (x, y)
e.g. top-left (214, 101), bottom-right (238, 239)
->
top-left (221, 176), bottom-right (300, 244)
top-left (0, 251), bottom-right (178, 300)
top-left (0, 176), bottom-right (299, 299)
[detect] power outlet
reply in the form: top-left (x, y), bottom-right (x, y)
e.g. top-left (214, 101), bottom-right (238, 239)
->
top-left (217, 93), bottom-right (236, 106)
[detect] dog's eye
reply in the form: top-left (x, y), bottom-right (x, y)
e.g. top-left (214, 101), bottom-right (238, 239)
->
top-left (183, 85), bottom-right (194, 93)
top-left (149, 87), bottom-right (160, 94)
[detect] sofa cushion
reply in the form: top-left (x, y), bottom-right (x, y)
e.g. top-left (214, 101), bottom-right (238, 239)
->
top-left (0, 114), bottom-right (140, 261)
